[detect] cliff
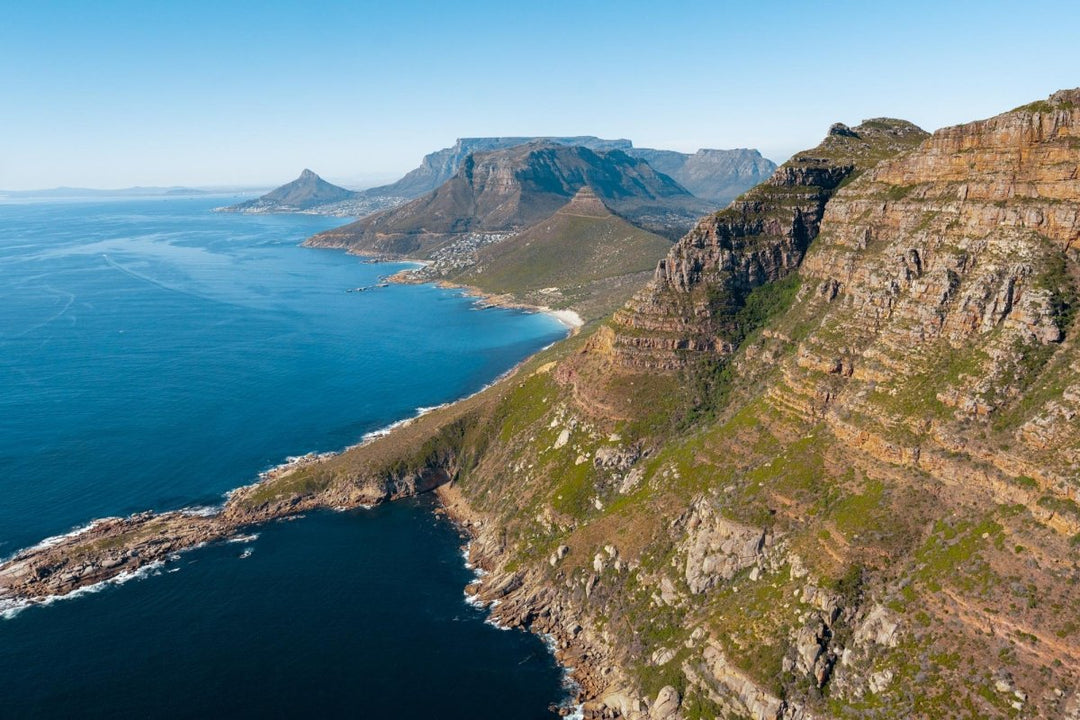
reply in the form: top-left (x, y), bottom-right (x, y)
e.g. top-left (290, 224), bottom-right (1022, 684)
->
top-left (606, 119), bottom-right (930, 372)
top-left (426, 90), bottom-right (1080, 719)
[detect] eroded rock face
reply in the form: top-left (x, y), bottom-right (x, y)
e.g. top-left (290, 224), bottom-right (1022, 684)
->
top-left (680, 498), bottom-right (769, 594)
top-left (650, 685), bottom-right (681, 719)
top-left (605, 119), bottom-right (929, 371)
top-left (773, 88), bottom-right (1080, 493)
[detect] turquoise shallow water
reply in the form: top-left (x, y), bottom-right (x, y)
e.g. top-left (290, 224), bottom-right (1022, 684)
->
top-left (0, 197), bottom-right (568, 717)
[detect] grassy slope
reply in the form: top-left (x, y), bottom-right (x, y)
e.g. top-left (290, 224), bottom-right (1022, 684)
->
top-left (454, 199), bottom-right (673, 320)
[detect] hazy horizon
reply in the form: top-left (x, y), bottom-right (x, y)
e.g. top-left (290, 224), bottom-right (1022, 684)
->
top-left (2, 0), bottom-right (1078, 191)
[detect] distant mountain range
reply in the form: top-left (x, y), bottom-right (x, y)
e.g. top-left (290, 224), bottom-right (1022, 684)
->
top-left (306, 141), bottom-right (714, 255)
top-left (626, 147), bottom-right (776, 204)
top-left (218, 136), bottom-right (777, 218)
top-left (0, 186), bottom-right (233, 199)
top-left (364, 136), bottom-right (635, 200)
top-left (301, 141), bottom-right (724, 320)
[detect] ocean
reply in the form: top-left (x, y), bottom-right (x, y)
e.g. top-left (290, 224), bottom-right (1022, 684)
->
top-left (0, 197), bottom-right (569, 717)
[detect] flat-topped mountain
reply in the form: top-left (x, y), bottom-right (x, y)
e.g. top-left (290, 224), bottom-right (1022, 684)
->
top-left (220, 138), bottom-right (776, 219)
top-left (627, 147), bottom-right (777, 204)
top-left (307, 141), bottom-right (715, 257)
top-left (220, 169), bottom-right (358, 213)
top-left (365, 136), bottom-right (634, 201)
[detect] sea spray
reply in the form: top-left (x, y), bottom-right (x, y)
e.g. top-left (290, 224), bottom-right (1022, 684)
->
top-left (0, 561), bottom-right (165, 621)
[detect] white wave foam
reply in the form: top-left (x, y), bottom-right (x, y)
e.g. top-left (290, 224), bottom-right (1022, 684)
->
top-left (179, 505), bottom-right (221, 518)
top-left (359, 415), bottom-right (416, 443)
top-left (3, 518), bottom-right (119, 563)
top-left (227, 533), bottom-right (259, 544)
top-left (0, 560), bottom-right (164, 621)
top-left (463, 590), bottom-right (487, 609)
top-left (255, 452), bottom-right (338, 482)
top-left (538, 631), bottom-right (585, 717)
top-left (483, 602), bottom-right (510, 631)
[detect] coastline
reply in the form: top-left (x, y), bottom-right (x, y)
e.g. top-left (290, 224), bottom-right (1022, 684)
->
top-left (0, 244), bottom-right (598, 711)
top-left (303, 239), bottom-right (587, 332)
top-left (0, 355), bottom-right (606, 715)
top-left (436, 481), bottom-right (630, 718)
top-left (436, 280), bottom-right (584, 332)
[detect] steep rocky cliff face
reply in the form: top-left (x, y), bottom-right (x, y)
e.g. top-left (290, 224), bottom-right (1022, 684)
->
top-left (606, 120), bottom-right (929, 371)
top-left (772, 87), bottom-right (1080, 520)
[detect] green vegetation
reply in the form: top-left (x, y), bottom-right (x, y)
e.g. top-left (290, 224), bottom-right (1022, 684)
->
top-left (676, 275), bottom-right (802, 429)
top-left (1037, 494), bottom-right (1080, 519)
top-left (1013, 99), bottom-right (1075, 113)
top-left (885, 184), bottom-right (917, 201)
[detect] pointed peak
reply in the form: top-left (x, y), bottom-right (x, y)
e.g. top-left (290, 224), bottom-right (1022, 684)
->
top-left (559, 186), bottom-right (611, 217)
top-left (298, 169), bottom-right (319, 181)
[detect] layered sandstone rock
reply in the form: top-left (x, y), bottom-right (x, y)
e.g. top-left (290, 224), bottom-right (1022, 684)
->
top-left (773, 88), bottom-right (1080, 494)
top-left (606, 120), bottom-right (929, 371)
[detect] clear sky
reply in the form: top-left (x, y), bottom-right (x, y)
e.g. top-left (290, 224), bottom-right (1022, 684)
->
top-left (2, 0), bottom-right (1078, 190)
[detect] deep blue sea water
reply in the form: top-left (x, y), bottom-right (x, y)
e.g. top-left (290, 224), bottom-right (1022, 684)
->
top-left (0, 197), bottom-right (568, 717)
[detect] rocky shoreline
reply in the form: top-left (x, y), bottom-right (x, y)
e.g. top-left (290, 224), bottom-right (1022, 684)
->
top-left (437, 482), bottom-right (639, 719)
top-left (0, 456), bottom-right (611, 715)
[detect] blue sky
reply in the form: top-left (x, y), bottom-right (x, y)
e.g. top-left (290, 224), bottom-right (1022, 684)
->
top-left (1, 0), bottom-right (1078, 190)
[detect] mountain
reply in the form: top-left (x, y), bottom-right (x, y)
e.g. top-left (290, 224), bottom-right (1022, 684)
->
top-left (8, 90), bottom-right (1080, 720)
top-left (450, 187), bottom-right (673, 319)
top-left (626, 147), bottom-right (777, 204)
top-left (219, 169), bottom-right (360, 213)
top-left (216, 139), bottom-right (775, 219)
top-left (609, 118), bottom-right (929, 369)
top-left (257, 90), bottom-right (1080, 717)
top-left (306, 141), bottom-right (716, 257)
top-left (363, 136), bottom-right (634, 200)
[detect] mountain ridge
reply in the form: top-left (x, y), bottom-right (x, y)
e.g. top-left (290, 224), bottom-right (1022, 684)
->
top-left (364, 136), bottom-right (635, 200)
top-left (218, 139), bottom-right (777, 217)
